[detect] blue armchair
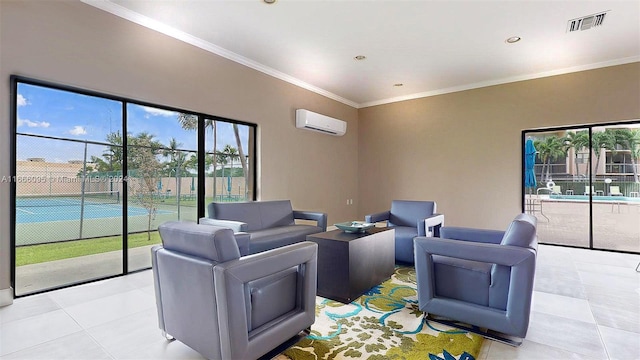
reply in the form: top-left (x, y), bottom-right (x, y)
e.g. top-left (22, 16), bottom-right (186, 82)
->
top-left (152, 221), bottom-right (318, 359)
top-left (413, 214), bottom-right (538, 345)
top-left (365, 200), bottom-right (444, 264)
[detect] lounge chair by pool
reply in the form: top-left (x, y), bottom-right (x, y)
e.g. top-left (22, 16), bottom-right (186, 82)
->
top-left (610, 186), bottom-right (623, 196)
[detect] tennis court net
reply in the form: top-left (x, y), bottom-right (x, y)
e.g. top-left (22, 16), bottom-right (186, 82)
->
top-left (17, 191), bottom-right (121, 207)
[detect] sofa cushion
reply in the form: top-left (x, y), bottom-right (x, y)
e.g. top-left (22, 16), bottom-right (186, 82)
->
top-left (158, 221), bottom-right (240, 262)
top-left (248, 225), bottom-right (322, 254)
top-left (500, 213), bottom-right (537, 249)
top-left (258, 200), bottom-right (295, 228)
top-left (208, 200), bottom-right (295, 231)
top-left (209, 202), bottom-right (262, 231)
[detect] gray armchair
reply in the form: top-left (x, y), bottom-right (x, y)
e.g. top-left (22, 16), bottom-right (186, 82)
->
top-left (413, 213), bottom-right (537, 345)
top-left (365, 200), bottom-right (444, 264)
top-left (152, 221), bottom-right (318, 359)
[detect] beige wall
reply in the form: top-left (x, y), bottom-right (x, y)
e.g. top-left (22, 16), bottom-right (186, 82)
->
top-left (358, 63), bottom-right (640, 230)
top-left (1, 0), bottom-right (639, 300)
top-left (0, 1), bottom-right (359, 295)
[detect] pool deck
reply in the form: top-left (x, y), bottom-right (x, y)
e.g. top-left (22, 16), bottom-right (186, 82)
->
top-left (526, 194), bottom-right (640, 253)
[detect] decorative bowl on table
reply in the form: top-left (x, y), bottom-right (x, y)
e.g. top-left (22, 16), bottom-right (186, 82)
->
top-left (334, 221), bottom-right (375, 233)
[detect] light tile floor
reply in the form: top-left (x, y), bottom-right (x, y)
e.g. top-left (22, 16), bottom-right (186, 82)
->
top-left (1, 245), bottom-right (638, 359)
top-left (479, 245), bottom-right (640, 360)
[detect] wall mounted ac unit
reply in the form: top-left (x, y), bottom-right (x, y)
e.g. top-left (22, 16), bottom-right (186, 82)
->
top-left (295, 109), bottom-right (346, 136)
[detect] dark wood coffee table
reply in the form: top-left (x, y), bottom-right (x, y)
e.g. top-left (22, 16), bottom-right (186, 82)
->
top-left (306, 227), bottom-right (395, 303)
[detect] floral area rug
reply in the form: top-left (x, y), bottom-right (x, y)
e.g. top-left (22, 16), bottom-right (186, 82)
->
top-left (280, 266), bottom-right (484, 360)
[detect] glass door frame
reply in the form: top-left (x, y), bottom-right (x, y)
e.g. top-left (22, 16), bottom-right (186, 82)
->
top-left (10, 75), bottom-right (257, 297)
top-left (521, 120), bottom-right (640, 255)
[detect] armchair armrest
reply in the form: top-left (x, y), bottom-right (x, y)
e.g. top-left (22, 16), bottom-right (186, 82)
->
top-left (293, 210), bottom-right (327, 231)
top-left (234, 232), bottom-right (251, 256)
top-left (365, 210), bottom-right (390, 223)
top-left (213, 242), bottom-right (318, 360)
top-left (199, 217), bottom-right (248, 232)
top-left (418, 213), bottom-right (444, 237)
top-left (439, 226), bottom-right (505, 244)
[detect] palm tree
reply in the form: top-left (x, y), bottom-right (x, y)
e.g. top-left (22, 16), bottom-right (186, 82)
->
top-left (535, 136), bottom-right (566, 181)
top-left (612, 128), bottom-right (640, 182)
top-left (162, 138), bottom-right (188, 218)
top-left (222, 145), bottom-right (239, 197)
top-left (564, 131), bottom-right (589, 178)
top-left (233, 124), bottom-right (248, 198)
top-left (178, 114), bottom-right (218, 199)
top-left (216, 150), bottom-right (228, 199)
top-left (591, 130), bottom-right (615, 175)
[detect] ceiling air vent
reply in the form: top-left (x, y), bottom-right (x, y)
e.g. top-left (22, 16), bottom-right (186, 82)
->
top-left (567, 11), bottom-right (609, 32)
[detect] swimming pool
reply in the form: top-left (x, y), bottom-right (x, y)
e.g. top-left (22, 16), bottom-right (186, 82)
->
top-left (549, 194), bottom-right (640, 203)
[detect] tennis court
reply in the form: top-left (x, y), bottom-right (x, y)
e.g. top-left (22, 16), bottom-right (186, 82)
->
top-left (16, 192), bottom-right (171, 224)
top-left (15, 191), bottom-right (184, 246)
top-left (16, 191), bottom-right (172, 224)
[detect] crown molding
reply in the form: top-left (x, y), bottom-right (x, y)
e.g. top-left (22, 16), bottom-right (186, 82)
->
top-left (82, 1), bottom-right (639, 110)
top-left (358, 56), bottom-right (640, 108)
top-left (82, 0), bottom-right (360, 108)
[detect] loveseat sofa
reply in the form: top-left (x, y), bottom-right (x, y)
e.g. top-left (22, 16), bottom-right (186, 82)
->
top-left (200, 200), bottom-right (327, 255)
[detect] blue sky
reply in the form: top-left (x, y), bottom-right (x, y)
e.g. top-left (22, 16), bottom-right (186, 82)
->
top-left (16, 83), bottom-right (249, 163)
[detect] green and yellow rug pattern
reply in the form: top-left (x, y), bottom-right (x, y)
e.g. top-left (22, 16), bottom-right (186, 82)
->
top-left (282, 266), bottom-right (484, 360)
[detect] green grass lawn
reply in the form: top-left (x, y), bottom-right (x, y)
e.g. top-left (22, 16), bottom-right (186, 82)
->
top-left (16, 231), bottom-right (162, 266)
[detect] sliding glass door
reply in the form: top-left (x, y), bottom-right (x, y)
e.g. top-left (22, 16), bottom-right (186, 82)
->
top-left (14, 82), bottom-right (124, 295)
top-left (524, 128), bottom-right (590, 248)
top-left (591, 125), bottom-right (640, 253)
top-left (11, 76), bottom-right (257, 297)
top-left (523, 122), bottom-right (640, 254)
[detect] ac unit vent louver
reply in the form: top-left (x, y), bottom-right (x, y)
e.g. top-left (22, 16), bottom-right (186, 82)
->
top-left (567, 11), bottom-right (608, 32)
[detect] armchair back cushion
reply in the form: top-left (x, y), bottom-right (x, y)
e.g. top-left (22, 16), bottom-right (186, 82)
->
top-left (158, 221), bottom-right (240, 262)
top-left (500, 213), bottom-right (537, 249)
top-left (389, 200), bottom-right (436, 227)
top-left (208, 200), bottom-right (294, 231)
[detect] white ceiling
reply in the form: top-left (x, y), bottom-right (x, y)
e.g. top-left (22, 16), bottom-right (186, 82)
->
top-left (85, 0), bottom-right (640, 108)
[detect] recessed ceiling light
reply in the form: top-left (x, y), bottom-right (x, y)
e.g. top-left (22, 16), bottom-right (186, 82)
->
top-left (354, 55), bottom-right (366, 60)
top-left (505, 36), bottom-right (521, 44)
top-left (263, 0), bottom-right (276, 4)
top-left (393, 83), bottom-right (403, 87)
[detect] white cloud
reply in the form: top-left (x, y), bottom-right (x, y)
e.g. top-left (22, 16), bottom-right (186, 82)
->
top-left (17, 118), bottom-right (50, 128)
top-left (17, 94), bottom-right (28, 107)
top-left (69, 126), bottom-right (87, 135)
top-left (142, 106), bottom-right (177, 118)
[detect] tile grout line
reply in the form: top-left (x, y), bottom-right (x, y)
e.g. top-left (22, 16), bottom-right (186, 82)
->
top-left (578, 252), bottom-right (612, 360)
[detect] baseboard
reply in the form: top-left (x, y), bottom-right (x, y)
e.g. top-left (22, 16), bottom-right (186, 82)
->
top-left (0, 287), bottom-right (14, 307)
